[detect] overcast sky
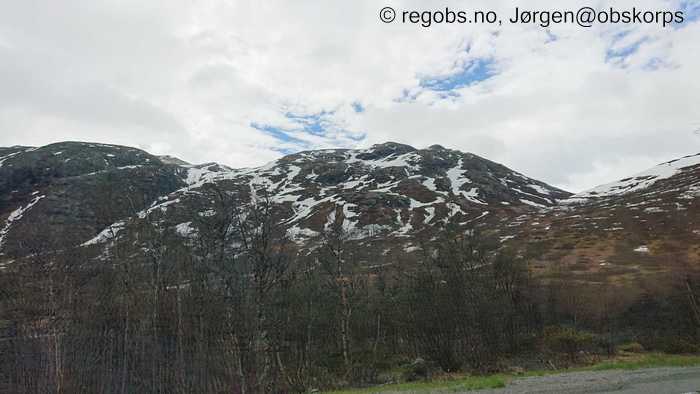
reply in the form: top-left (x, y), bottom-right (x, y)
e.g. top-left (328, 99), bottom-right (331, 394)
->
top-left (1, 0), bottom-right (699, 192)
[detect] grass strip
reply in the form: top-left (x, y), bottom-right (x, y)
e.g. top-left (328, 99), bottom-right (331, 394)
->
top-left (326, 353), bottom-right (700, 393)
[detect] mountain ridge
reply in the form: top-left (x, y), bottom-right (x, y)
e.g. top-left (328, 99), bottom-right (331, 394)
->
top-left (1, 141), bottom-right (699, 282)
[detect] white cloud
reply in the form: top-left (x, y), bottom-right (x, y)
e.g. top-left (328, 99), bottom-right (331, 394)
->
top-left (0, 0), bottom-right (698, 191)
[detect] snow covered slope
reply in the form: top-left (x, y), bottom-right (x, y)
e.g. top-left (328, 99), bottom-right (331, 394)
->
top-left (102, 142), bottom-right (571, 247)
top-left (567, 153), bottom-right (700, 203)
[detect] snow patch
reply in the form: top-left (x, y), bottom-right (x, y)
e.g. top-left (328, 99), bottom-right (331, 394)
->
top-left (423, 207), bottom-right (436, 224)
top-left (175, 222), bottom-right (196, 237)
top-left (138, 198), bottom-right (180, 219)
top-left (395, 209), bottom-right (413, 235)
top-left (287, 226), bottom-right (319, 242)
top-left (404, 245), bottom-right (421, 253)
top-left (634, 245), bottom-right (650, 253)
top-left (422, 177), bottom-right (438, 192)
top-left (520, 199), bottom-right (547, 208)
top-left (447, 160), bottom-right (470, 194)
top-left (527, 183), bottom-right (551, 195)
top-left (0, 151), bottom-right (22, 168)
top-left (82, 221), bottom-right (126, 246)
top-left (0, 195), bottom-right (46, 252)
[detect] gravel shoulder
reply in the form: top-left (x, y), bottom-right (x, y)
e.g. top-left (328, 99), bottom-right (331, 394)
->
top-left (475, 366), bottom-right (700, 394)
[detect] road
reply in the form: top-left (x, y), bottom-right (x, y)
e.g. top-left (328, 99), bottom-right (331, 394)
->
top-left (475, 366), bottom-right (700, 394)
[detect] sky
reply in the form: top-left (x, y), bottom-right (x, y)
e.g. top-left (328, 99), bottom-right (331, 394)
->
top-left (0, 0), bottom-right (699, 192)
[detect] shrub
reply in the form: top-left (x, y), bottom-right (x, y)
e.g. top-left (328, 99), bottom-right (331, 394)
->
top-left (544, 326), bottom-right (595, 361)
top-left (402, 358), bottom-right (436, 382)
top-left (659, 338), bottom-right (700, 354)
top-left (618, 342), bottom-right (645, 353)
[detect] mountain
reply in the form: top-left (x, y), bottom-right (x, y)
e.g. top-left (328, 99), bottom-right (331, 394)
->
top-left (499, 152), bottom-right (700, 293)
top-left (0, 141), bottom-right (697, 283)
top-left (568, 153), bottom-right (700, 204)
top-left (0, 141), bottom-right (570, 259)
top-left (139, 142), bottom-right (571, 247)
top-left (0, 142), bottom-right (186, 258)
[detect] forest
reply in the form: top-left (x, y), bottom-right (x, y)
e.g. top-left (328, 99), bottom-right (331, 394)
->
top-left (1, 183), bottom-right (699, 394)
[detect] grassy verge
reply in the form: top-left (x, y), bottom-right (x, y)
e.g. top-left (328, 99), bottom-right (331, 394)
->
top-left (586, 353), bottom-right (700, 371)
top-left (326, 374), bottom-right (506, 394)
top-left (326, 353), bottom-right (700, 393)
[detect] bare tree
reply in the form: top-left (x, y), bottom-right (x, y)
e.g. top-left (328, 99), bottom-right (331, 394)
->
top-left (317, 208), bottom-right (365, 376)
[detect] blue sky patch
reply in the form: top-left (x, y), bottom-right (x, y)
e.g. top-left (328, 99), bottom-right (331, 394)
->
top-left (605, 36), bottom-right (648, 65)
top-left (283, 111), bottom-right (334, 136)
top-left (250, 122), bottom-right (309, 146)
top-left (681, 0), bottom-right (700, 24)
top-left (643, 57), bottom-right (664, 71)
top-left (351, 101), bottom-right (365, 113)
top-left (419, 58), bottom-right (496, 92)
top-left (251, 110), bottom-right (366, 155)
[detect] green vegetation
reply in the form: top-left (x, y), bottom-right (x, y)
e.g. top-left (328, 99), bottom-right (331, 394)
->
top-left (616, 342), bottom-right (645, 353)
top-left (326, 374), bottom-right (506, 394)
top-left (327, 353), bottom-right (700, 393)
top-left (588, 353), bottom-right (700, 371)
top-left (543, 326), bottom-right (596, 361)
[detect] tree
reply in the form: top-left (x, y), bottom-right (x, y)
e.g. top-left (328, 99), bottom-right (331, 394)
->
top-left (317, 208), bottom-right (365, 377)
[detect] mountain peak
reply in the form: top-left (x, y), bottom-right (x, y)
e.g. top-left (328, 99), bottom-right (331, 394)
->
top-left (370, 141), bottom-right (416, 152)
top-left (158, 155), bottom-right (191, 166)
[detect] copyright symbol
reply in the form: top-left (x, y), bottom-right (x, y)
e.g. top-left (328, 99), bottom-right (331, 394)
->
top-left (380, 6), bottom-right (396, 23)
top-left (576, 6), bottom-right (595, 27)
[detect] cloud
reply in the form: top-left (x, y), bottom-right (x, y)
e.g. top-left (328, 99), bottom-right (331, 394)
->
top-left (0, 0), bottom-right (698, 192)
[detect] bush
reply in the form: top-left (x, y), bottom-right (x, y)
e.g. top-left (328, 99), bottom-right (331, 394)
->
top-left (638, 335), bottom-right (700, 354)
top-left (402, 358), bottom-right (436, 382)
top-left (659, 338), bottom-right (700, 354)
top-left (618, 342), bottom-right (645, 353)
top-left (594, 335), bottom-right (615, 356)
top-left (544, 326), bottom-right (595, 360)
top-left (349, 364), bottom-right (379, 385)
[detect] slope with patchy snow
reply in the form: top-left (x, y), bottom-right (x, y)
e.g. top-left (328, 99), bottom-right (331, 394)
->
top-left (567, 153), bottom-right (700, 203)
top-left (73, 142), bottom-right (569, 254)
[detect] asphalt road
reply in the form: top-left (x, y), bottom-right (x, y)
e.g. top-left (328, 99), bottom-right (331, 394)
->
top-left (476, 366), bottom-right (700, 394)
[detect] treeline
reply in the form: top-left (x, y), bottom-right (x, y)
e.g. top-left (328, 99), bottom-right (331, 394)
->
top-left (1, 185), bottom-right (699, 393)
